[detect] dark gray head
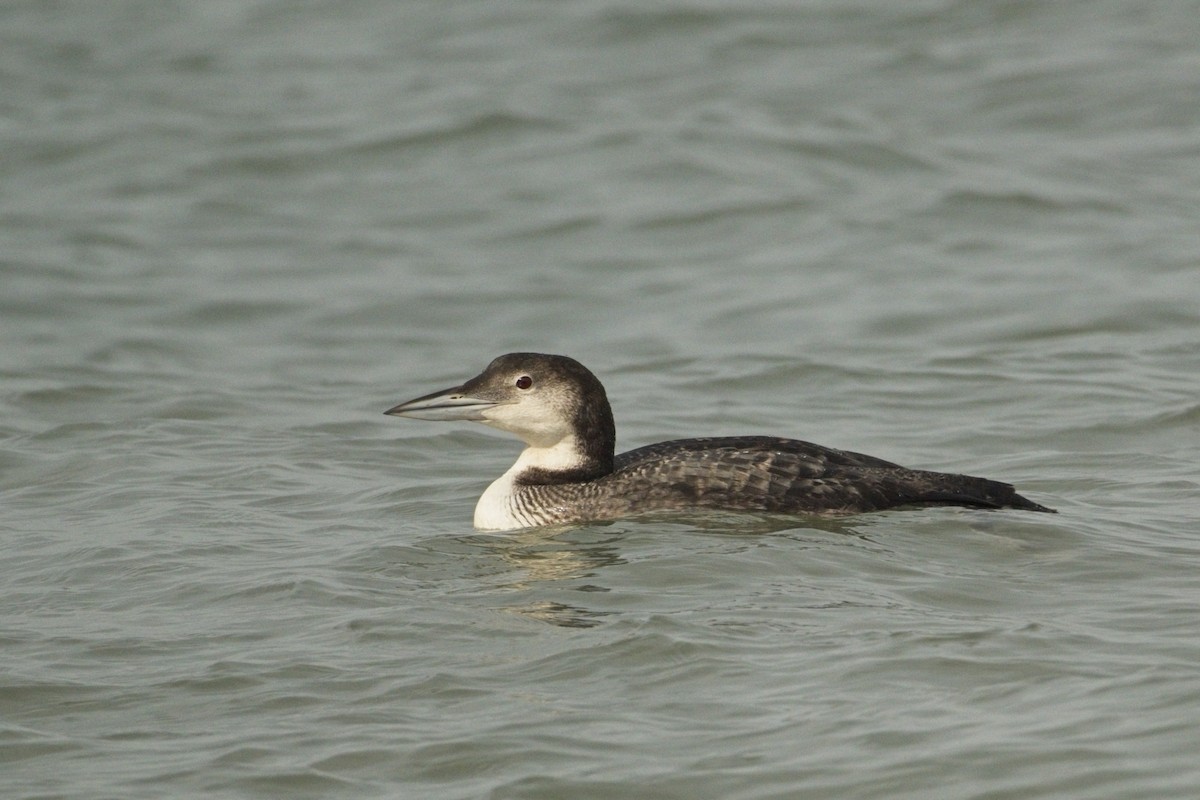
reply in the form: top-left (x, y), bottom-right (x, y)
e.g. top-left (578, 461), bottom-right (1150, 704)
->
top-left (385, 353), bottom-right (616, 476)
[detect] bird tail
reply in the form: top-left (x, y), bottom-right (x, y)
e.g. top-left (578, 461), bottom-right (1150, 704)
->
top-left (905, 471), bottom-right (1056, 513)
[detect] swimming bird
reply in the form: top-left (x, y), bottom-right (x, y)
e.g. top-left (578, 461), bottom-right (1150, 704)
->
top-left (385, 353), bottom-right (1055, 530)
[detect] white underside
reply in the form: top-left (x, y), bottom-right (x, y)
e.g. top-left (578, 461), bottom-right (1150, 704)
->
top-left (473, 469), bottom-right (524, 530)
top-left (473, 436), bottom-right (584, 531)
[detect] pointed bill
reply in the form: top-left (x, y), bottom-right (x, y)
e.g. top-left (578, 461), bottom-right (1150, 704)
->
top-left (384, 385), bottom-right (499, 421)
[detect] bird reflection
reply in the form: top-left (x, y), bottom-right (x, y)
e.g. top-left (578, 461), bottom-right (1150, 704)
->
top-left (461, 514), bottom-right (868, 628)
top-left (501, 599), bottom-right (614, 629)
top-left (465, 526), bottom-right (625, 628)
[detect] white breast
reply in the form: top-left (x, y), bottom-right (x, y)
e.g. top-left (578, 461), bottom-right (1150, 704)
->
top-left (472, 437), bottom-right (585, 531)
top-left (473, 468), bottom-right (525, 530)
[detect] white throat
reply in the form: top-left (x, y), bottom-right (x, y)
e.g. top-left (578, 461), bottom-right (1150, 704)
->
top-left (473, 435), bottom-right (585, 531)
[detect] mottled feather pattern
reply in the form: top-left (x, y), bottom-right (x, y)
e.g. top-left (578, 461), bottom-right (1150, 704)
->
top-left (513, 436), bottom-right (1052, 525)
top-left (386, 353), bottom-right (1054, 530)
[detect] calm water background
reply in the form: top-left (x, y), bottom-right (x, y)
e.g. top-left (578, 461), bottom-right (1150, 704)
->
top-left (3, 1), bottom-right (1199, 798)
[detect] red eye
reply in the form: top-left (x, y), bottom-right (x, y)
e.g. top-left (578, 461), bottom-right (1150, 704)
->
top-left (515, 375), bottom-right (532, 390)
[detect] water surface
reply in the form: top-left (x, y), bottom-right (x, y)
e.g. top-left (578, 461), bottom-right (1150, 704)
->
top-left (3, 1), bottom-right (1199, 798)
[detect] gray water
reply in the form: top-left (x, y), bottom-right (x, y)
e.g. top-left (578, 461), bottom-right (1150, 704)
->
top-left (4, 1), bottom-right (1199, 798)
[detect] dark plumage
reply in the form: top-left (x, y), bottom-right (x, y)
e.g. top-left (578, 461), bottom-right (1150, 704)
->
top-left (611, 436), bottom-right (1053, 514)
top-left (385, 353), bottom-right (1055, 530)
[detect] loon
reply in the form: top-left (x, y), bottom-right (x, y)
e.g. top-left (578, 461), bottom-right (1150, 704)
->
top-left (385, 353), bottom-right (1055, 531)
